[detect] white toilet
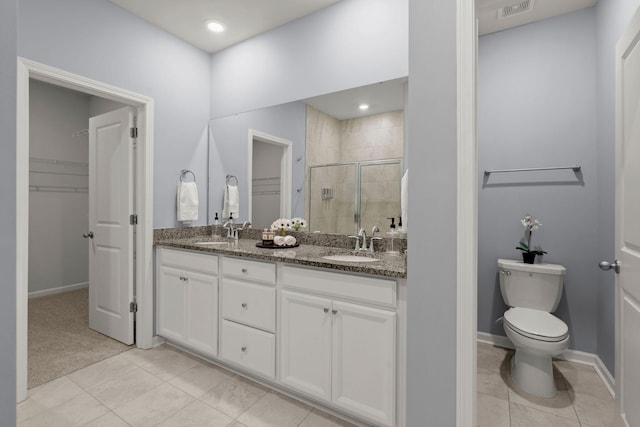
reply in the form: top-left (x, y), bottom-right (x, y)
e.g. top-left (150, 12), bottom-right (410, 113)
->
top-left (498, 259), bottom-right (569, 398)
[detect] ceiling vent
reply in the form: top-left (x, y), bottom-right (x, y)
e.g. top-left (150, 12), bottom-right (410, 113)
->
top-left (498, 0), bottom-right (535, 19)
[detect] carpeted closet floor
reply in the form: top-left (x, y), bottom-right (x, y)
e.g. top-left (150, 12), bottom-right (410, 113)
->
top-left (28, 287), bottom-right (133, 389)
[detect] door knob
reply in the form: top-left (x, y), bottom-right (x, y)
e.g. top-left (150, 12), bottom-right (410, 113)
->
top-left (83, 231), bottom-right (94, 239)
top-left (599, 260), bottom-right (620, 274)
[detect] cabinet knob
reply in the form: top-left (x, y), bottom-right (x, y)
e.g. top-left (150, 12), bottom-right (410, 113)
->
top-left (241, 303), bottom-right (248, 309)
top-left (241, 268), bottom-right (248, 273)
top-left (332, 309), bottom-right (338, 315)
top-left (323, 308), bottom-right (329, 313)
top-left (241, 346), bottom-right (247, 352)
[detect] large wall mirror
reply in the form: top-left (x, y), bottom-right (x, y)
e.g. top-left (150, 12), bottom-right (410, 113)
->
top-left (208, 77), bottom-right (407, 235)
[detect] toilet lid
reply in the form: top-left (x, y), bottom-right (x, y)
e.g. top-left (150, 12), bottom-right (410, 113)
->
top-left (504, 307), bottom-right (569, 342)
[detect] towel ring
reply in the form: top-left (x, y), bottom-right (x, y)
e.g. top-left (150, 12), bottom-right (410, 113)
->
top-left (180, 169), bottom-right (196, 182)
top-left (226, 174), bottom-right (238, 185)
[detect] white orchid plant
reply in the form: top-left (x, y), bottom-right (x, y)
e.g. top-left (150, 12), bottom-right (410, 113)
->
top-left (516, 213), bottom-right (548, 256)
top-left (270, 217), bottom-right (307, 235)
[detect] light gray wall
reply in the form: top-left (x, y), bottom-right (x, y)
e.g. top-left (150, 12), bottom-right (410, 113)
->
top-left (0, 0), bottom-right (17, 421)
top-left (478, 9), bottom-right (599, 354)
top-left (406, 0), bottom-right (458, 424)
top-left (209, 0), bottom-right (408, 119)
top-left (595, 0), bottom-right (640, 375)
top-left (29, 80), bottom-right (89, 294)
top-left (88, 96), bottom-right (127, 117)
top-left (209, 101), bottom-right (306, 223)
top-left (18, 0), bottom-right (212, 228)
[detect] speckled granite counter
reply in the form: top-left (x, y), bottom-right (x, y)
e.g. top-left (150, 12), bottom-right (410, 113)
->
top-left (154, 229), bottom-right (406, 279)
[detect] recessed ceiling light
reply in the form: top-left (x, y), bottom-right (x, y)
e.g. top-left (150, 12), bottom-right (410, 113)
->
top-left (206, 20), bottom-right (226, 33)
top-left (359, 104), bottom-right (369, 111)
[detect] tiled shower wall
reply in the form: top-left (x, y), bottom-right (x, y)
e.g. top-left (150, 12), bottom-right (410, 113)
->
top-left (305, 106), bottom-right (404, 234)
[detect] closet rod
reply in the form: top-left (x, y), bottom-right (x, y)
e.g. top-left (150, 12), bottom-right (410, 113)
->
top-left (484, 165), bottom-right (581, 176)
top-left (29, 185), bottom-right (88, 193)
top-left (29, 157), bottom-right (88, 168)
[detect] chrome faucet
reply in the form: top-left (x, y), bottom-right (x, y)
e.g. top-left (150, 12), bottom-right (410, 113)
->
top-left (357, 228), bottom-right (367, 251)
top-left (369, 226), bottom-right (382, 253)
top-left (222, 221), bottom-right (234, 239)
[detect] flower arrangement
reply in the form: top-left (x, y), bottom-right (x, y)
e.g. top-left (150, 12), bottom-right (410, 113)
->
top-left (270, 217), bottom-right (307, 236)
top-left (516, 213), bottom-right (547, 264)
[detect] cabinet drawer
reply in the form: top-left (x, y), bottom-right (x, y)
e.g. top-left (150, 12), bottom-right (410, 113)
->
top-left (222, 257), bottom-right (275, 284)
top-left (220, 320), bottom-right (275, 379)
top-left (281, 266), bottom-right (396, 307)
top-left (158, 247), bottom-right (218, 275)
top-left (222, 278), bottom-right (276, 332)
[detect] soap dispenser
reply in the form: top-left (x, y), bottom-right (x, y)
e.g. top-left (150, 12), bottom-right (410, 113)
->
top-left (386, 217), bottom-right (400, 255)
top-left (212, 212), bottom-right (221, 238)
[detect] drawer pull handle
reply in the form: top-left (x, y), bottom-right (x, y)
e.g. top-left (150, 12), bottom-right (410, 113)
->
top-left (241, 346), bottom-right (247, 352)
top-left (241, 303), bottom-right (248, 308)
top-left (323, 308), bottom-right (329, 313)
top-left (332, 309), bottom-right (338, 315)
top-left (241, 268), bottom-right (248, 273)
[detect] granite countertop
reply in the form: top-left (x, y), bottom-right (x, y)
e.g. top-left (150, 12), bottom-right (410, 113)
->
top-left (155, 235), bottom-right (407, 279)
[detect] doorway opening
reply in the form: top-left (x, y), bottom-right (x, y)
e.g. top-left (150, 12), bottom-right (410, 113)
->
top-left (247, 130), bottom-right (292, 228)
top-left (27, 80), bottom-right (134, 388)
top-left (16, 58), bottom-right (154, 402)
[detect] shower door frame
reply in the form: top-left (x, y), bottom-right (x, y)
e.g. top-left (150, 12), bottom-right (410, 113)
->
top-left (307, 157), bottom-right (403, 234)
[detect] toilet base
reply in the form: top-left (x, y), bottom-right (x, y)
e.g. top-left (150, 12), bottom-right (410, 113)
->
top-left (511, 348), bottom-right (557, 398)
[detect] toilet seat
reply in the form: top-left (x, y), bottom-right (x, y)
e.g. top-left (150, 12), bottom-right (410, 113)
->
top-left (504, 307), bottom-right (568, 342)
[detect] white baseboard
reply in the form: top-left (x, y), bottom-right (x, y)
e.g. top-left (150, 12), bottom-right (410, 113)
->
top-left (28, 282), bottom-right (88, 299)
top-left (477, 331), bottom-right (615, 398)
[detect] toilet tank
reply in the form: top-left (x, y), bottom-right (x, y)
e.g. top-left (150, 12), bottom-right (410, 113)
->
top-left (497, 259), bottom-right (566, 312)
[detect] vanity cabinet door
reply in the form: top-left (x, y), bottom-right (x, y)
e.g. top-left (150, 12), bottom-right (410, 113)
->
top-left (157, 265), bottom-right (187, 342)
top-left (280, 290), bottom-right (333, 402)
top-left (332, 301), bottom-right (396, 427)
top-left (156, 248), bottom-right (218, 358)
top-left (184, 270), bottom-right (218, 356)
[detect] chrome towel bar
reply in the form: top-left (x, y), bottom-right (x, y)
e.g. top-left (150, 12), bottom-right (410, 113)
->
top-left (484, 165), bottom-right (581, 176)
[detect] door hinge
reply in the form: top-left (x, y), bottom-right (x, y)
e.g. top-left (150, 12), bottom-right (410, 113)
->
top-left (130, 127), bottom-right (138, 139)
top-left (130, 214), bottom-right (138, 225)
top-left (129, 301), bottom-right (138, 313)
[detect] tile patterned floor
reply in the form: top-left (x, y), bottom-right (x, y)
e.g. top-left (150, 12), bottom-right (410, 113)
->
top-left (18, 342), bottom-right (627, 426)
top-left (478, 342), bottom-right (627, 427)
top-left (17, 345), bottom-right (357, 427)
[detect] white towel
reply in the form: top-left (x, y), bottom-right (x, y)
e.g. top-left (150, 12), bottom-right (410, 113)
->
top-left (177, 181), bottom-right (199, 222)
top-left (223, 184), bottom-right (239, 220)
top-left (401, 169), bottom-right (408, 233)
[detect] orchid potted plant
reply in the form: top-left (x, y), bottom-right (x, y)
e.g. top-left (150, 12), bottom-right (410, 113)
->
top-left (516, 213), bottom-right (547, 264)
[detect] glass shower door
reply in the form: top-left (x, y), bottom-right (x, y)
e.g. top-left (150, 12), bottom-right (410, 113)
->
top-left (308, 164), bottom-right (357, 234)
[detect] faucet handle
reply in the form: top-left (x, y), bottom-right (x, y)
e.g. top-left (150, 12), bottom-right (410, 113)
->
top-left (348, 235), bottom-right (361, 251)
top-left (369, 236), bottom-right (383, 253)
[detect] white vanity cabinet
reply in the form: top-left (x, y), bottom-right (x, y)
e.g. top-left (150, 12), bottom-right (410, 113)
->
top-left (220, 257), bottom-right (277, 379)
top-left (156, 248), bottom-right (219, 357)
top-left (280, 266), bottom-right (397, 427)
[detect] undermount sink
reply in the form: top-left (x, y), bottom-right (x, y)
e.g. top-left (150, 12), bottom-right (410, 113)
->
top-left (193, 240), bottom-right (229, 246)
top-left (322, 254), bottom-right (380, 263)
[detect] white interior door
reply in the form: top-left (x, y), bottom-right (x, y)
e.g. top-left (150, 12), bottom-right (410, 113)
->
top-left (615, 6), bottom-right (640, 426)
top-left (88, 106), bottom-right (135, 345)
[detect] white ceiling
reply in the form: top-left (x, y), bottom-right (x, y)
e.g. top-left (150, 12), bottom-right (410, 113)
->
top-left (478, 0), bottom-right (597, 35)
top-left (304, 78), bottom-right (407, 120)
top-left (109, 0), bottom-right (341, 53)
